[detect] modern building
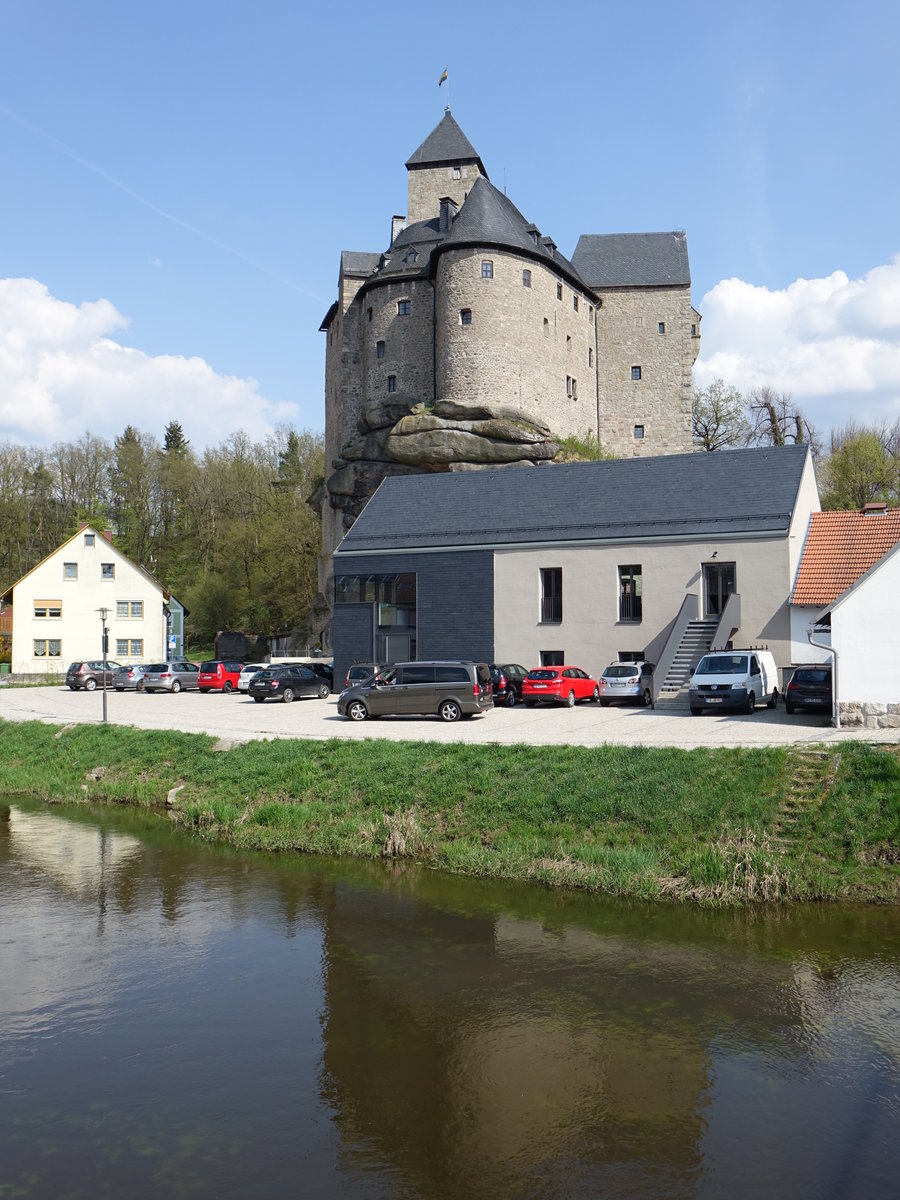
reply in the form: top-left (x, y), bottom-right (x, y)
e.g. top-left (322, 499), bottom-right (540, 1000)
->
top-left (0, 525), bottom-right (184, 676)
top-left (319, 109), bottom-right (701, 587)
top-left (331, 444), bottom-right (820, 698)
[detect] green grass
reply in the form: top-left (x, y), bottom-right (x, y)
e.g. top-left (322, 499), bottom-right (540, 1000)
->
top-left (2, 719), bottom-right (898, 906)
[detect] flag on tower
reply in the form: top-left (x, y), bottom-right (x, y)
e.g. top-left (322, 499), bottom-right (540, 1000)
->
top-left (439, 67), bottom-right (448, 86)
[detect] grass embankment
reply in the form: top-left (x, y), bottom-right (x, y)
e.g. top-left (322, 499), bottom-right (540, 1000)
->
top-left (2, 719), bottom-right (899, 906)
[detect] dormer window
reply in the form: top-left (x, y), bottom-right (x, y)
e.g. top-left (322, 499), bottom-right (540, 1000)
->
top-left (404, 249), bottom-right (418, 264)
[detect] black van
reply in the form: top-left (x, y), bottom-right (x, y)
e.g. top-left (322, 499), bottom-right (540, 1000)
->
top-left (338, 661), bottom-right (493, 722)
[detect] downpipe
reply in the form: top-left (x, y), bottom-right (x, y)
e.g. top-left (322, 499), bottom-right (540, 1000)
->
top-left (806, 629), bottom-right (839, 729)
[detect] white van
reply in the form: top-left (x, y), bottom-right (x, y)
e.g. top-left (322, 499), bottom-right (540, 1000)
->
top-left (689, 649), bottom-right (779, 715)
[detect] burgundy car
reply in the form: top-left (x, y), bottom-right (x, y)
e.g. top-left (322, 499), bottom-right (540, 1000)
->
top-left (522, 666), bottom-right (599, 707)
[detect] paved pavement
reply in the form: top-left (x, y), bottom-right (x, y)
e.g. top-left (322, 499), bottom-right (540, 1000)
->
top-left (1, 684), bottom-right (896, 749)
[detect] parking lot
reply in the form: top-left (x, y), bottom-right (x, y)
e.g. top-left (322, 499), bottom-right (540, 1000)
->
top-left (1, 684), bottom-right (896, 749)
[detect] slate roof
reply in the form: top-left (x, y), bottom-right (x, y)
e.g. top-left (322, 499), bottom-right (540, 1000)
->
top-left (792, 509), bottom-right (900, 605)
top-left (405, 110), bottom-right (487, 177)
top-left (341, 251), bottom-right (381, 277)
top-left (336, 444), bottom-right (810, 554)
top-left (571, 232), bottom-right (691, 288)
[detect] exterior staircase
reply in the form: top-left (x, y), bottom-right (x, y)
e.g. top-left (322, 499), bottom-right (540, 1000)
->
top-left (655, 618), bottom-right (718, 708)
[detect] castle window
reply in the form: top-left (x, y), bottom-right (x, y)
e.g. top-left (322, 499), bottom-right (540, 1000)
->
top-left (634, 425), bottom-right (645, 439)
top-left (631, 366), bottom-right (642, 381)
top-left (588, 347), bottom-right (593, 367)
top-left (404, 249), bottom-right (418, 264)
top-left (460, 308), bottom-right (472, 326)
top-left (543, 318), bottom-right (549, 337)
top-left (376, 340), bottom-right (385, 359)
top-left (589, 306), bottom-right (594, 318)
top-left (481, 260), bottom-right (493, 279)
top-left (573, 296), bottom-right (579, 312)
top-left (367, 307), bottom-right (373, 322)
top-left (658, 322), bottom-right (665, 334)
top-left (556, 283), bottom-right (563, 300)
top-left (398, 300), bottom-right (411, 315)
top-left (566, 376), bottom-right (578, 399)
top-left (566, 335), bottom-right (571, 352)
top-left (453, 165), bottom-right (461, 180)
top-left (691, 323), bottom-right (697, 335)
top-left (387, 375), bottom-right (397, 393)
top-left (597, 298), bottom-right (603, 308)
top-left (522, 269), bottom-right (531, 288)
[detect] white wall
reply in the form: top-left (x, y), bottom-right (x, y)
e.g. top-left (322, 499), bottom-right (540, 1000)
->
top-left (11, 528), bottom-right (167, 675)
top-left (830, 548), bottom-right (900, 705)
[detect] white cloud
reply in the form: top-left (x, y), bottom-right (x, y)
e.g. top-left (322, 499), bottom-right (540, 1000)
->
top-left (695, 256), bottom-right (900, 432)
top-left (0, 278), bottom-right (297, 447)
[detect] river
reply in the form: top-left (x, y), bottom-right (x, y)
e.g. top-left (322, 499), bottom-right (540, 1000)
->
top-left (1, 799), bottom-right (899, 1198)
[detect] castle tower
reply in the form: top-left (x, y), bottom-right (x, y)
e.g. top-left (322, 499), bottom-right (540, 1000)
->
top-left (404, 109), bottom-right (487, 224)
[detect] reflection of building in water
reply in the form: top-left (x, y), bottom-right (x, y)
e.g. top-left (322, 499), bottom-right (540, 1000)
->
top-left (7, 807), bottom-right (142, 897)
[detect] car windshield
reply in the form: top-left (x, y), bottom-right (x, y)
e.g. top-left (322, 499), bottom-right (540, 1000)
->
top-left (696, 655), bottom-right (749, 674)
top-left (603, 665), bottom-right (638, 678)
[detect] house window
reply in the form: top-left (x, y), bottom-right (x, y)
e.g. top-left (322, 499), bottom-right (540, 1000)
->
top-left (397, 299), bottom-right (411, 315)
top-left (101, 563), bottom-right (115, 581)
top-left (481, 260), bottom-right (493, 279)
top-left (522, 269), bottom-right (531, 288)
top-left (573, 296), bottom-right (579, 312)
top-left (84, 533), bottom-right (95, 547)
top-left (116, 638), bottom-right (129, 657)
top-left (387, 375), bottom-right (397, 393)
top-left (117, 600), bottom-right (143, 619)
top-left (34, 639), bottom-right (61, 658)
top-left (460, 308), bottom-right (472, 325)
top-left (540, 567), bottom-right (562, 623)
top-left (658, 322), bottom-right (665, 334)
top-left (618, 565), bottom-right (642, 623)
top-left (34, 601), bottom-right (61, 619)
top-left (556, 283), bottom-right (563, 300)
top-left (376, 340), bottom-right (385, 358)
top-left (634, 425), bottom-right (645, 439)
top-left (63, 562), bottom-right (77, 581)
top-left (541, 650), bottom-right (564, 666)
top-left (130, 638), bottom-right (143, 656)
top-left (631, 366), bottom-right (642, 380)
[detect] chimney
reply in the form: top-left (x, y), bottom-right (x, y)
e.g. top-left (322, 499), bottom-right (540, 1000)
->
top-left (391, 215), bottom-right (407, 244)
top-left (439, 196), bottom-right (458, 232)
top-left (863, 502), bottom-right (888, 515)
top-left (103, 529), bottom-right (113, 542)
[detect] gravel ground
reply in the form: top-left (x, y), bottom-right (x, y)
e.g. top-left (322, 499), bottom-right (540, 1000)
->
top-left (1, 684), bottom-right (896, 750)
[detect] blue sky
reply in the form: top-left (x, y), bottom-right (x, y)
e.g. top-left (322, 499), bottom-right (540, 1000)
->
top-left (2, 0), bottom-right (898, 448)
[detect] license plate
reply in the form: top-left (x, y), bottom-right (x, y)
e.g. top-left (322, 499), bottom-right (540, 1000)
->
top-left (533, 684), bottom-right (547, 689)
top-left (705, 697), bottom-right (723, 704)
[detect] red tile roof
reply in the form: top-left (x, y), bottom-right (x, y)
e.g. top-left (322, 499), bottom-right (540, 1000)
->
top-left (793, 509), bottom-right (900, 605)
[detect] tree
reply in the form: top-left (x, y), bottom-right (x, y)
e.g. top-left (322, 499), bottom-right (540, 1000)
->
top-left (163, 421), bottom-right (189, 454)
top-left (745, 386), bottom-right (821, 456)
top-left (692, 380), bottom-right (749, 451)
top-left (818, 420), bottom-right (900, 510)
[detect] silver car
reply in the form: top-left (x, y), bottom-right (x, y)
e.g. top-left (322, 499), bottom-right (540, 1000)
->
top-left (142, 660), bottom-right (200, 693)
top-left (113, 664), bottom-right (151, 692)
top-left (597, 661), bottom-right (654, 707)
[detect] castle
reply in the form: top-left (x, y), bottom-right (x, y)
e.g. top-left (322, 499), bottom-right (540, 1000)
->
top-left (319, 109), bottom-right (700, 588)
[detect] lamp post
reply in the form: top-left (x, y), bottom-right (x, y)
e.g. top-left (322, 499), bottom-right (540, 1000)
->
top-left (96, 607), bottom-right (109, 723)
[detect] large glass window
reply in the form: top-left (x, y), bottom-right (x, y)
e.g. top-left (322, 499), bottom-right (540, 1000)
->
top-left (618, 565), bottom-right (642, 622)
top-left (540, 568), bottom-right (562, 623)
top-left (335, 572), bottom-right (417, 662)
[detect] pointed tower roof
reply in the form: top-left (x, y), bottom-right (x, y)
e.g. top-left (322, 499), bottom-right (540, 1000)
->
top-left (405, 109), bottom-right (488, 177)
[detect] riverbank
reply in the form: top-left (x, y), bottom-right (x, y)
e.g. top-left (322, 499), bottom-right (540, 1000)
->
top-left (3, 719), bottom-right (898, 905)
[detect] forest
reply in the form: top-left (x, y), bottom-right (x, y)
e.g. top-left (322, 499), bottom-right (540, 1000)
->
top-left (0, 421), bottom-right (324, 646)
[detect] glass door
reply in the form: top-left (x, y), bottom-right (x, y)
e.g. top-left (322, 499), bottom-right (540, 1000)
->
top-left (703, 562), bottom-right (736, 617)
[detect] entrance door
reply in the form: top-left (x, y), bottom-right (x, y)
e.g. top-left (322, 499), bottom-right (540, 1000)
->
top-left (703, 562), bottom-right (736, 617)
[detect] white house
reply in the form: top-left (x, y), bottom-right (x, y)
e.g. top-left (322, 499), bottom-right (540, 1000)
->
top-left (791, 505), bottom-right (900, 727)
top-left (0, 525), bottom-right (180, 676)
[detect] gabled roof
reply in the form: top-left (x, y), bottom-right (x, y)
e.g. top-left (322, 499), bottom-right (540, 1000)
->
top-left (336, 444), bottom-right (810, 554)
top-left (405, 110), bottom-right (487, 177)
top-left (571, 232), bottom-right (691, 288)
top-left (792, 509), bottom-right (900, 605)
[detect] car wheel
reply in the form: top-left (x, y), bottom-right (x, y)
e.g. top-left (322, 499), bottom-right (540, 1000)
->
top-left (785, 701), bottom-right (795, 715)
top-left (690, 706), bottom-right (702, 716)
top-left (84, 677), bottom-right (97, 691)
top-left (525, 699), bottom-right (535, 708)
top-left (171, 680), bottom-right (182, 694)
top-left (317, 683), bottom-right (329, 699)
top-left (68, 684), bottom-right (78, 691)
top-left (347, 700), bottom-right (368, 722)
top-left (115, 687), bottom-right (124, 693)
top-left (136, 680), bottom-right (145, 692)
top-left (506, 688), bottom-right (517, 708)
top-left (600, 700), bottom-right (610, 707)
top-left (767, 689), bottom-right (777, 709)
top-left (592, 686), bottom-right (600, 703)
top-left (199, 688), bottom-right (209, 694)
top-left (253, 696), bottom-right (266, 703)
top-left (439, 699), bottom-right (461, 722)
top-left (224, 681), bottom-right (233, 693)
top-left (641, 688), bottom-right (652, 707)
top-left (745, 690), bottom-right (755, 714)
top-left (565, 690), bottom-right (576, 708)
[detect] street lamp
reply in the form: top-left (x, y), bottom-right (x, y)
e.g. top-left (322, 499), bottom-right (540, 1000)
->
top-left (96, 607), bottom-right (109, 723)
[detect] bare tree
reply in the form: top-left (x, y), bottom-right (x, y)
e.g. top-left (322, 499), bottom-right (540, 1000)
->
top-left (745, 386), bottom-right (822, 456)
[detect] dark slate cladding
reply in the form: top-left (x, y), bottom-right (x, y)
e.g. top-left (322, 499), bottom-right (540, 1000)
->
top-left (335, 445), bottom-right (810, 552)
top-left (571, 232), bottom-right (691, 288)
top-left (332, 551), bottom-right (495, 686)
top-left (405, 110), bottom-right (487, 176)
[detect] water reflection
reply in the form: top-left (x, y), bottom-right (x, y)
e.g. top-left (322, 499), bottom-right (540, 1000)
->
top-left (1, 800), bottom-right (898, 1199)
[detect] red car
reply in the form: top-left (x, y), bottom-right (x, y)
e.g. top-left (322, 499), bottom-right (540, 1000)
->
top-left (522, 666), bottom-right (599, 707)
top-left (198, 660), bottom-right (243, 693)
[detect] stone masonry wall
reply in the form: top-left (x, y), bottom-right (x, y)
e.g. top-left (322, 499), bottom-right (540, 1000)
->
top-left (839, 701), bottom-right (900, 730)
top-left (407, 162), bottom-right (482, 225)
top-left (361, 277), bottom-right (435, 410)
top-left (594, 286), bottom-right (694, 458)
top-left (435, 247), bottom-right (597, 440)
